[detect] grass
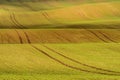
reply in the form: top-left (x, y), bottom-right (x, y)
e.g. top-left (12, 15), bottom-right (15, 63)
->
top-left (0, 43), bottom-right (120, 79)
top-left (0, 73), bottom-right (120, 80)
top-left (1, 73), bottom-right (120, 80)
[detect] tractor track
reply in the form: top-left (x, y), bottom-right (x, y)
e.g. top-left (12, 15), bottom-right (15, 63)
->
top-left (24, 32), bottom-right (31, 44)
top-left (43, 45), bottom-right (120, 74)
top-left (98, 31), bottom-right (117, 43)
top-left (86, 30), bottom-right (108, 43)
top-left (42, 11), bottom-right (62, 26)
top-left (42, 12), bottom-right (52, 23)
top-left (10, 12), bottom-right (31, 44)
top-left (54, 32), bottom-right (71, 42)
top-left (10, 12), bottom-right (23, 44)
top-left (80, 25), bottom-right (119, 43)
top-left (10, 10), bottom-right (62, 44)
top-left (31, 45), bottom-right (120, 76)
top-left (12, 13), bottom-right (27, 29)
top-left (15, 30), bottom-right (23, 44)
top-left (19, 3), bottom-right (61, 26)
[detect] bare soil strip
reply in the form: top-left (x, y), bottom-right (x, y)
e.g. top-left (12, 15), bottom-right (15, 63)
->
top-left (0, 33), bottom-right (3, 44)
top-left (0, 29), bottom-right (119, 44)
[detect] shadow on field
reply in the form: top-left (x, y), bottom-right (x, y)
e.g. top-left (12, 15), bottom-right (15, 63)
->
top-left (0, 24), bottom-right (120, 29)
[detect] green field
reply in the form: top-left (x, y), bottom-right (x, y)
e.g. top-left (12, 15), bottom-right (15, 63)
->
top-left (0, 43), bottom-right (120, 80)
top-left (0, 0), bottom-right (120, 28)
top-left (0, 0), bottom-right (120, 80)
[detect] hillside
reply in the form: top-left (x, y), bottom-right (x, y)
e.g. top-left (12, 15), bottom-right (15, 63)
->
top-left (0, 0), bottom-right (120, 28)
top-left (0, 43), bottom-right (120, 80)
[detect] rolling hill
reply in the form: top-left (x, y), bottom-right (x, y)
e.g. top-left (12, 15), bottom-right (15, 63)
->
top-left (0, 0), bottom-right (120, 28)
top-left (0, 0), bottom-right (120, 80)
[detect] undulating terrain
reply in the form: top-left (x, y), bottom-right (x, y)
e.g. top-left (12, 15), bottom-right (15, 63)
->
top-left (0, 0), bottom-right (120, 80)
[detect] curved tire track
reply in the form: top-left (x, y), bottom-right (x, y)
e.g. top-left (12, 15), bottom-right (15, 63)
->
top-left (98, 31), bottom-right (117, 43)
top-left (43, 45), bottom-right (120, 74)
top-left (11, 13), bottom-right (27, 29)
top-left (86, 30), bottom-right (108, 43)
top-left (10, 12), bottom-right (31, 44)
top-left (24, 32), bottom-right (31, 44)
top-left (31, 45), bottom-right (120, 76)
top-left (10, 12), bottom-right (23, 44)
